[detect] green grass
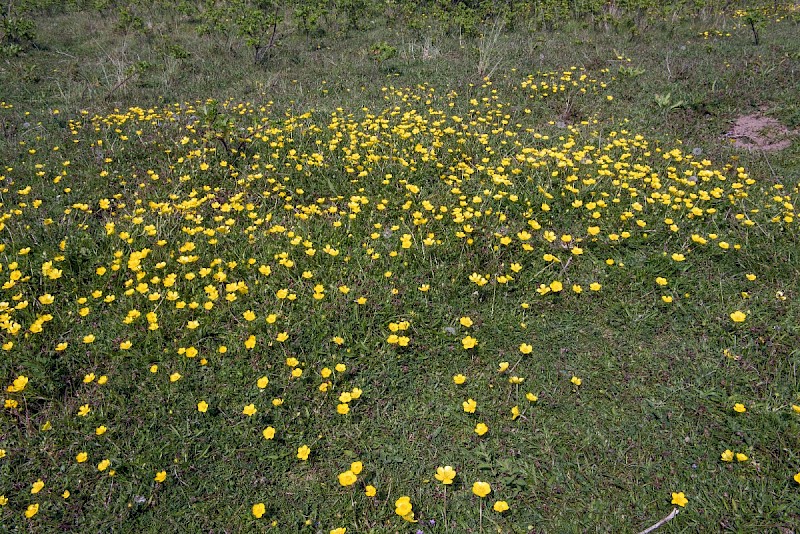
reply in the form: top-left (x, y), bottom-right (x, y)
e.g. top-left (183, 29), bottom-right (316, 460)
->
top-left (1, 2), bottom-right (800, 532)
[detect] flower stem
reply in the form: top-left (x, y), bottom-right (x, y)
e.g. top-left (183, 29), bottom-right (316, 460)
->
top-left (443, 486), bottom-right (448, 531)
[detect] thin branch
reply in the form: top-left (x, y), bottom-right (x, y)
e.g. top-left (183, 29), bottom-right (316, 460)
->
top-left (637, 508), bottom-right (680, 534)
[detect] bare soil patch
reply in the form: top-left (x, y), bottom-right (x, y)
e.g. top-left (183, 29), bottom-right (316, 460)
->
top-left (726, 114), bottom-right (795, 151)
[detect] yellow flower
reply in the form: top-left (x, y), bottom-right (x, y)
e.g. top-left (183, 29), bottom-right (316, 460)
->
top-left (197, 401), bottom-right (208, 413)
top-left (435, 465), bottom-right (456, 485)
top-left (511, 406), bottom-right (520, 420)
top-left (589, 282), bottom-right (602, 291)
top-left (365, 485), bottom-right (377, 497)
top-left (95, 425), bottom-right (107, 436)
top-left (338, 470), bottom-right (357, 486)
top-left (656, 277), bottom-right (668, 286)
top-left (257, 376), bottom-right (269, 389)
top-left (733, 403), bottom-right (746, 413)
top-left (97, 459), bottom-right (110, 471)
top-left (736, 452), bottom-right (749, 462)
top-left (83, 334), bottom-right (95, 343)
top-left (671, 492), bottom-right (688, 507)
top-left (792, 405), bottom-right (800, 414)
top-left (31, 479), bottom-right (44, 494)
top-left (671, 253), bottom-right (686, 262)
top-left (243, 310), bottom-right (256, 321)
top-left (25, 503), bottom-right (39, 518)
top-left (252, 502), bottom-right (266, 518)
top-left (76, 452), bottom-right (88, 463)
top-left (0, 495), bottom-right (6, 506)
top-left (154, 470), bottom-right (167, 482)
top-left (459, 316), bottom-right (473, 328)
top-left (297, 445), bottom-right (310, 461)
top-left (526, 392), bottom-right (538, 402)
top-left (497, 361), bottom-right (509, 372)
top-left (453, 374), bottom-right (466, 384)
top-left (493, 500), bottom-right (509, 512)
top-left (472, 481), bottom-right (491, 498)
top-left (330, 529), bottom-right (346, 534)
top-left (461, 336), bottom-right (477, 349)
top-left (7, 375), bottom-right (28, 392)
top-left (276, 332), bottom-right (289, 342)
top-left (243, 404), bottom-right (257, 416)
top-left (262, 427), bottom-right (275, 440)
top-left (169, 372), bottom-right (181, 383)
top-left (337, 403), bottom-right (350, 415)
top-left (794, 472), bottom-right (800, 484)
top-left (519, 343), bottom-right (533, 354)
top-left (474, 422), bottom-right (489, 436)
top-left (394, 496), bottom-right (415, 520)
top-left (350, 461), bottom-right (363, 475)
top-left (335, 363), bottom-right (346, 373)
top-left (720, 449), bottom-right (734, 462)
top-left (549, 280), bottom-right (563, 292)
top-left (77, 404), bottom-right (91, 416)
top-left (661, 295), bottom-right (673, 303)
top-left (730, 311), bottom-right (747, 323)
top-left (571, 376), bottom-right (582, 386)
top-left (244, 335), bottom-right (256, 349)
top-left (462, 398), bottom-right (477, 413)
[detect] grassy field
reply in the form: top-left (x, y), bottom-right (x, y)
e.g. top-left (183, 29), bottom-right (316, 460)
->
top-left (1, 1), bottom-right (800, 532)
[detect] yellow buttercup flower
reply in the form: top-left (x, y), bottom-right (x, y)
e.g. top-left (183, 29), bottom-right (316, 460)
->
top-left (435, 465), bottom-right (456, 485)
top-left (671, 492), bottom-right (688, 507)
top-left (472, 481), bottom-right (491, 497)
top-left (338, 470), bottom-right (357, 486)
top-left (493, 500), bottom-right (509, 512)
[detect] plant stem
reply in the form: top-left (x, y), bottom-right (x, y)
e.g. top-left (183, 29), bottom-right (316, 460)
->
top-left (443, 486), bottom-right (448, 531)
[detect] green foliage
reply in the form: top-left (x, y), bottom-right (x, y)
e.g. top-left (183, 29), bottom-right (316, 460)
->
top-left (1, 14), bottom-right (36, 45)
top-left (294, 0), bottom-right (329, 35)
top-left (370, 40), bottom-right (396, 64)
top-left (742, 8), bottom-right (766, 45)
top-left (115, 6), bottom-right (145, 33)
top-left (197, 0), bottom-right (283, 63)
top-left (0, 0), bottom-right (36, 57)
top-left (618, 65), bottom-right (646, 77)
top-left (336, 0), bottom-right (370, 30)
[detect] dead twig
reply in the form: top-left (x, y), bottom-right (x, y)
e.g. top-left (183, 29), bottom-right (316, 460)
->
top-left (637, 508), bottom-right (680, 534)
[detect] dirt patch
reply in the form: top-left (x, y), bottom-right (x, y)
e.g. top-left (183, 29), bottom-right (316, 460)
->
top-left (725, 114), bottom-right (795, 151)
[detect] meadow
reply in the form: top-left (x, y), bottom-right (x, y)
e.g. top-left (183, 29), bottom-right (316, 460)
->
top-left (1, 1), bottom-right (799, 532)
